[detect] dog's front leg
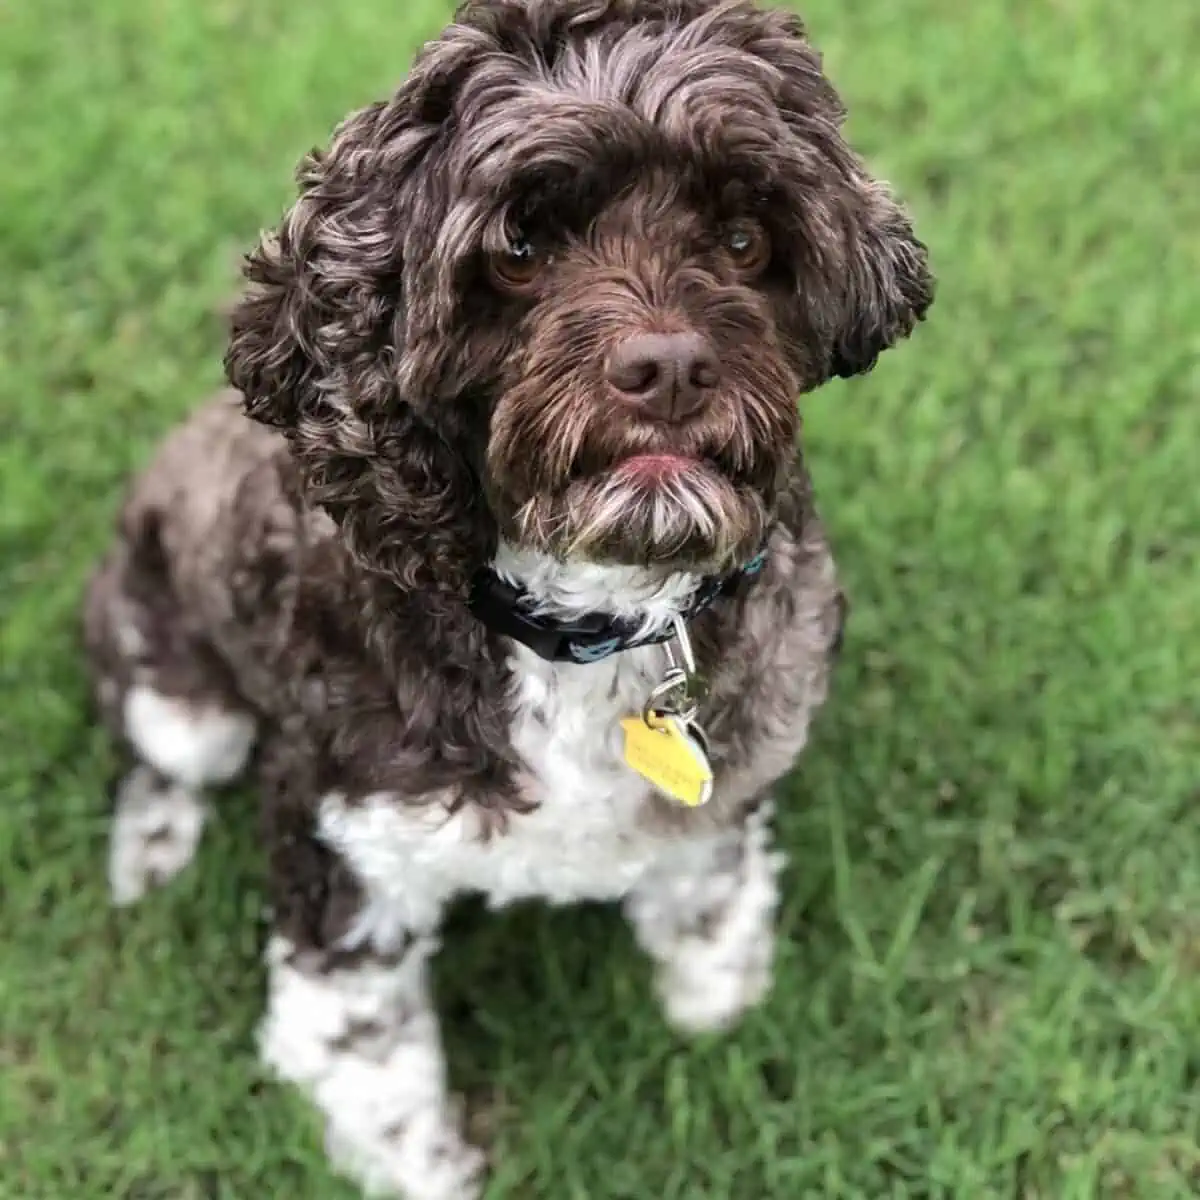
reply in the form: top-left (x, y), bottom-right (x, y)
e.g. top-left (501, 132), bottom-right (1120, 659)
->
top-left (625, 799), bottom-right (786, 1034)
top-left (259, 929), bottom-right (484, 1200)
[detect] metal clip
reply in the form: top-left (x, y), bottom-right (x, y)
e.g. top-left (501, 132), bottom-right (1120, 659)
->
top-left (641, 617), bottom-right (705, 728)
top-left (666, 615), bottom-right (697, 674)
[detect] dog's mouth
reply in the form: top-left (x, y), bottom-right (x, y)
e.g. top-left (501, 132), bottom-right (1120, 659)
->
top-left (566, 441), bottom-right (734, 487)
top-left (613, 452), bottom-right (696, 480)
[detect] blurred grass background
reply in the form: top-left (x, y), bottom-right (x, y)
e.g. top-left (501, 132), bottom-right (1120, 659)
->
top-left (1, 0), bottom-right (1198, 1196)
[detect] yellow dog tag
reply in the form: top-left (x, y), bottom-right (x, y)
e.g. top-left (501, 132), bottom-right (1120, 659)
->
top-left (620, 713), bottom-right (714, 807)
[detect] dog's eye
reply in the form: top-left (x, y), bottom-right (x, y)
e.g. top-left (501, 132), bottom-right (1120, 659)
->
top-left (724, 222), bottom-right (771, 277)
top-left (489, 235), bottom-right (546, 292)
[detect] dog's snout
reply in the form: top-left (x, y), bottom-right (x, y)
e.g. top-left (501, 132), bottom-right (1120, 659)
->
top-left (606, 333), bottom-right (720, 421)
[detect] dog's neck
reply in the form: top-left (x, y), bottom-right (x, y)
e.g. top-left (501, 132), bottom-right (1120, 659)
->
top-left (491, 542), bottom-right (705, 643)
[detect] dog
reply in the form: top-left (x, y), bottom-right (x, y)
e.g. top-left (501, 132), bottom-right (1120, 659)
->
top-left (84, 1), bottom-right (933, 1195)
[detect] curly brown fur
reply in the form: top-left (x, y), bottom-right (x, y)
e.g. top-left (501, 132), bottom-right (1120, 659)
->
top-left (227, 0), bottom-right (931, 578)
top-left (85, 3), bottom-right (932, 1196)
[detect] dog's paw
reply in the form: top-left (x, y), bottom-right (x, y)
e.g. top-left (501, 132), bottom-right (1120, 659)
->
top-left (655, 940), bottom-right (774, 1034)
top-left (326, 1107), bottom-right (486, 1200)
top-left (631, 807), bottom-right (784, 1034)
top-left (108, 765), bottom-right (209, 906)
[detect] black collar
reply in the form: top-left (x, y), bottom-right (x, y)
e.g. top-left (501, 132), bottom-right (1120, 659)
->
top-left (468, 547), bottom-right (768, 664)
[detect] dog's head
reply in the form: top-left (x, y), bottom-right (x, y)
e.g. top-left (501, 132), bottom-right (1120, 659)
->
top-left (227, 0), bottom-right (934, 592)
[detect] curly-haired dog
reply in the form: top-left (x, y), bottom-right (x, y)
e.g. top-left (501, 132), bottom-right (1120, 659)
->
top-left (85, 0), bottom-right (933, 1195)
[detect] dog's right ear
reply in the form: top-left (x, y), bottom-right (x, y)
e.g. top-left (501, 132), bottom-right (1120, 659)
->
top-left (225, 100), bottom-right (421, 432)
top-left (223, 34), bottom-right (495, 595)
top-left (224, 16), bottom-right (479, 431)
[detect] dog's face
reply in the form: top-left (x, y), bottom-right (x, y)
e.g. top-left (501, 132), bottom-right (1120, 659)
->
top-left (227, 0), bottom-right (934, 588)
top-left (481, 175), bottom-right (799, 571)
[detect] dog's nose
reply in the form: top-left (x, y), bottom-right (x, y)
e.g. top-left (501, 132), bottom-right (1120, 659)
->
top-left (606, 333), bottom-right (720, 421)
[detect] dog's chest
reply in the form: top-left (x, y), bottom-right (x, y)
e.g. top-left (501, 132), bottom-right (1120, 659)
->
top-left (515, 640), bottom-right (658, 805)
top-left (481, 645), bottom-right (667, 903)
top-left (322, 645), bottom-right (671, 923)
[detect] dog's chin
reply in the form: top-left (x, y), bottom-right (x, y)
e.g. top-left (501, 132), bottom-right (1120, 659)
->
top-left (516, 458), bottom-right (770, 572)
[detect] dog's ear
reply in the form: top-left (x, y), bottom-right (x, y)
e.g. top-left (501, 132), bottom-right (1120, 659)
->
top-left (735, 6), bottom-right (934, 380)
top-left (225, 14), bottom-right (485, 428)
top-left (827, 182), bottom-right (935, 379)
top-left (224, 39), bottom-right (494, 594)
top-left (224, 98), bottom-right (427, 432)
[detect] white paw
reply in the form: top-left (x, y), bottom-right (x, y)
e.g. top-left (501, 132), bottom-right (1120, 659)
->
top-left (260, 937), bottom-right (479, 1200)
top-left (108, 766), bottom-right (209, 906)
top-left (124, 686), bottom-right (256, 788)
top-left (632, 805), bottom-right (784, 1035)
top-left (655, 940), bottom-right (774, 1034)
top-left (327, 1108), bottom-right (485, 1200)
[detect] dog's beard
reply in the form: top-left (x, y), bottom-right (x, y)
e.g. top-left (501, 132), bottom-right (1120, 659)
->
top-left (510, 459), bottom-right (772, 570)
top-left (489, 388), bottom-right (791, 571)
top-left (486, 293), bottom-right (798, 571)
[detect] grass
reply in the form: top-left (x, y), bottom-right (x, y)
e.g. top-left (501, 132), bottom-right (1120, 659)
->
top-left (1, 0), bottom-right (1198, 1195)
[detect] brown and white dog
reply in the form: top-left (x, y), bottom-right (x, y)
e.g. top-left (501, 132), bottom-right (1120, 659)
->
top-left (84, 1), bottom-right (933, 1195)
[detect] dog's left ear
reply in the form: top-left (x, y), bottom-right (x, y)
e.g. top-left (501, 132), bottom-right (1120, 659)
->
top-left (828, 182), bottom-right (935, 379)
top-left (740, 5), bottom-right (935, 380)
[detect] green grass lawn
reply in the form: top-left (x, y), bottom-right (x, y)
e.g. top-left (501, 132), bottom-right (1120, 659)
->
top-left (2, 0), bottom-right (1198, 1196)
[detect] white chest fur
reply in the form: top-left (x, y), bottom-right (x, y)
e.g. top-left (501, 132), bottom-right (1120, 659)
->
top-left (318, 550), bottom-right (709, 940)
top-left (499, 640), bottom-right (667, 893)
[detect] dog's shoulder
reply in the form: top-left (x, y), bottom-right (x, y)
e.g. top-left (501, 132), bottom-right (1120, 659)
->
top-left (697, 469), bottom-right (846, 806)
